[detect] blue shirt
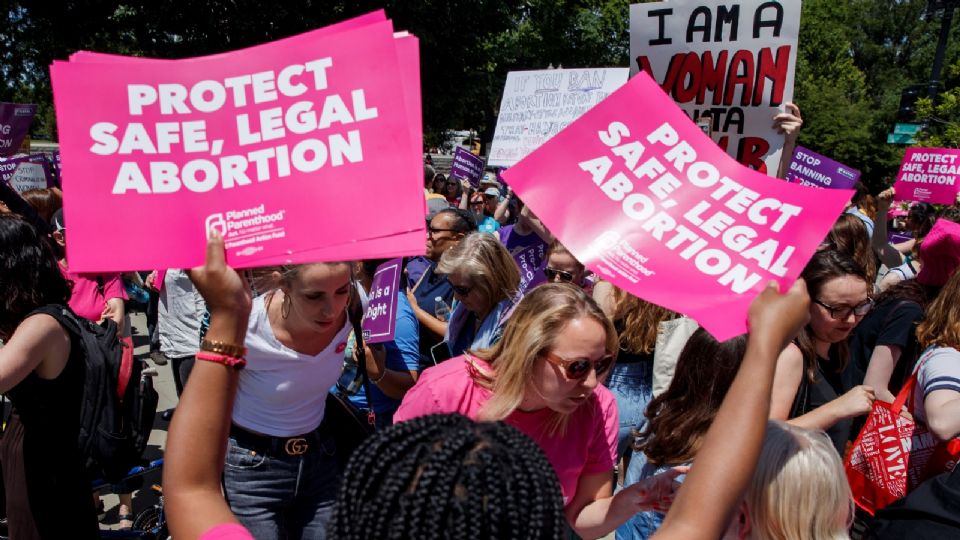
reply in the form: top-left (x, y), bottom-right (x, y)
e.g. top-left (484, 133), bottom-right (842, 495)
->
top-left (477, 215), bottom-right (501, 234)
top-left (846, 207), bottom-right (875, 238)
top-left (343, 295), bottom-right (420, 415)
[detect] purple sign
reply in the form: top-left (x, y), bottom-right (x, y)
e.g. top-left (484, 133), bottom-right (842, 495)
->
top-left (514, 242), bottom-right (548, 295)
top-left (894, 148), bottom-right (960, 205)
top-left (785, 146), bottom-right (861, 190)
top-left (0, 103), bottom-right (36, 157)
top-left (0, 155), bottom-right (52, 192)
top-left (449, 147), bottom-right (485, 188)
top-left (362, 258), bottom-right (403, 344)
top-left (887, 231), bottom-right (914, 245)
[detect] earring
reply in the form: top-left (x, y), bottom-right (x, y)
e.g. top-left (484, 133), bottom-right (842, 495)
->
top-left (281, 293), bottom-right (291, 319)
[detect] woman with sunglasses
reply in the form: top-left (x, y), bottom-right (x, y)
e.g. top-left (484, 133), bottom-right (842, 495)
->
top-left (769, 250), bottom-right (877, 455)
top-left (395, 283), bottom-right (685, 538)
top-left (436, 232), bottom-right (520, 357)
top-left (544, 240), bottom-right (587, 288)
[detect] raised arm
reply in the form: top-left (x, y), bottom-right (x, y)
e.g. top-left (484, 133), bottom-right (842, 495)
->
top-left (873, 188), bottom-right (905, 268)
top-left (774, 103), bottom-right (802, 180)
top-left (653, 280), bottom-right (810, 540)
top-left (164, 231), bottom-right (252, 540)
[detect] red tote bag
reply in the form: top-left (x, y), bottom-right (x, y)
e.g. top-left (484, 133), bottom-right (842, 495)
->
top-left (845, 351), bottom-right (960, 515)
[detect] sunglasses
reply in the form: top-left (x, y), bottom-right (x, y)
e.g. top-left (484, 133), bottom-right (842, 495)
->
top-left (544, 351), bottom-right (614, 380)
top-left (450, 283), bottom-right (473, 296)
top-left (544, 267), bottom-right (574, 283)
top-left (813, 298), bottom-right (874, 321)
top-left (427, 226), bottom-right (458, 238)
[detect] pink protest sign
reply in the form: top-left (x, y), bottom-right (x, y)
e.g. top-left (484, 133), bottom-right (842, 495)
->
top-left (893, 148), bottom-right (960, 205)
top-left (51, 16), bottom-right (423, 272)
top-left (502, 72), bottom-right (852, 340)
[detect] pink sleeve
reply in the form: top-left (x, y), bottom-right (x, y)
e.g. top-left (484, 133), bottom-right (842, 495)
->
top-left (582, 390), bottom-right (619, 475)
top-left (101, 273), bottom-right (128, 301)
top-left (198, 523), bottom-right (254, 540)
top-left (393, 369), bottom-right (443, 423)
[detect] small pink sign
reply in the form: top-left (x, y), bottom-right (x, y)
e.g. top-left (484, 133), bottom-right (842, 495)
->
top-left (893, 148), bottom-right (960, 205)
top-left (51, 13), bottom-right (424, 272)
top-left (502, 72), bottom-right (852, 340)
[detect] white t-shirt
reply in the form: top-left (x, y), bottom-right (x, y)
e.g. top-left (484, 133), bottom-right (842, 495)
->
top-left (232, 295), bottom-right (351, 437)
top-left (158, 269), bottom-right (205, 358)
top-left (914, 346), bottom-right (960, 426)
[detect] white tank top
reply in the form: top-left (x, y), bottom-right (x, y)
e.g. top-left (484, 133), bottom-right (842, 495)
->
top-left (231, 295), bottom-right (351, 437)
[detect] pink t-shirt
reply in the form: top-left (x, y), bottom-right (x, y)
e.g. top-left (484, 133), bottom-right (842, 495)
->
top-left (394, 355), bottom-right (618, 505)
top-left (60, 264), bottom-right (126, 322)
top-left (199, 523), bottom-right (254, 540)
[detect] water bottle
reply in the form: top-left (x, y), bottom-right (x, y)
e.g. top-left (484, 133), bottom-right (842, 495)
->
top-left (434, 297), bottom-right (451, 322)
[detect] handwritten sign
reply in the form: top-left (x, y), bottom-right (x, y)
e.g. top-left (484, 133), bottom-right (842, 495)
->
top-left (893, 148), bottom-right (960, 205)
top-left (630, 0), bottom-right (801, 174)
top-left (502, 72), bottom-right (850, 340)
top-left (51, 13), bottom-right (425, 272)
top-left (449, 146), bottom-right (485, 187)
top-left (785, 146), bottom-right (860, 189)
top-left (0, 155), bottom-right (52, 192)
top-left (488, 68), bottom-right (629, 167)
top-left (0, 103), bottom-right (36, 157)
top-left (362, 258), bottom-right (403, 344)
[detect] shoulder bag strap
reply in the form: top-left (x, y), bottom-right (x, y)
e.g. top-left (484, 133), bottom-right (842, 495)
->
top-left (789, 354), bottom-right (811, 419)
top-left (347, 287), bottom-right (375, 427)
top-left (896, 348), bottom-right (936, 414)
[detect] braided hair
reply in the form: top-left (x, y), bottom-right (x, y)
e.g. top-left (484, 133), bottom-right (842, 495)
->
top-left (330, 413), bottom-right (566, 539)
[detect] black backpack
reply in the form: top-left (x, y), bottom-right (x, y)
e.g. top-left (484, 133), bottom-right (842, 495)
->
top-left (32, 305), bottom-right (159, 483)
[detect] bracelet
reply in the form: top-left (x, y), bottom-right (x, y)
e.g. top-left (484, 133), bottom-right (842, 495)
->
top-left (196, 351), bottom-right (247, 370)
top-left (370, 368), bottom-right (388, 384)
top-left (200, 339), bottom-right (247, 358)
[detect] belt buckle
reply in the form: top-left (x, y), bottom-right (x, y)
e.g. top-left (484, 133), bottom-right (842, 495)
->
top-left (284, 437), bottom-right (308, 456)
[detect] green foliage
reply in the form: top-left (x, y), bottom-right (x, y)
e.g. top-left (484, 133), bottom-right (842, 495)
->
top-left (3, 0), bottom-right (960, 191)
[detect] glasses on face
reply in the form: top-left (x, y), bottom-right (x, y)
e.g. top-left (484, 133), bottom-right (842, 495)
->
top-left (449, 283), bottom-right (473, 296)
top-left (427, 226), bottom-right (458, 238)
top-left (813, 298), bottom-right (874, 321)
top-left (544, 351), bottom-right (614, 380)
top-left (544, 267), bottom-right (575, 283)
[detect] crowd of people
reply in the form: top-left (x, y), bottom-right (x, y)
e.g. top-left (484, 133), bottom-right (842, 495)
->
top-left (0, 98), bottom-right (959, 540)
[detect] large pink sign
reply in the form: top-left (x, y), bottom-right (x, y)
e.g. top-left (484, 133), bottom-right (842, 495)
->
top-left (893, 148), bottom-right (960, 205)
top-left (51, 13), bottom-right (424, 272)
top-left (502, 72), bottom-right (851, 340)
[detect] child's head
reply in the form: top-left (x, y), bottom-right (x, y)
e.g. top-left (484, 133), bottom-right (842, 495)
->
top-left (724, 421), bottom-right (853, 540)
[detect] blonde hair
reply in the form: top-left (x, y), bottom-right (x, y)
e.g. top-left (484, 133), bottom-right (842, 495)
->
top-left (918, 266), bottom-right (960, 350)
top-left (437, 233), bottom-right (520, 314)
top-left (471, 284), bottom-right (618, 431)
top-left (746, 421), bottom-right (852, 540)
top-left (546, 240), bottom-right (583, 269)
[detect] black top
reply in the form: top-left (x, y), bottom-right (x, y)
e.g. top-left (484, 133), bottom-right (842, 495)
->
top-left (5, 333), bottom-right (98, 538)
top-left (792, 348), bottom-right (852, 456)
top-left (845, 298), bottom-right (924, 394)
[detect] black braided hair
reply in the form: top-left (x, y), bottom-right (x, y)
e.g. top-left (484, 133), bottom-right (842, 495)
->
top-left (330, 413), bottom-right (566, 539)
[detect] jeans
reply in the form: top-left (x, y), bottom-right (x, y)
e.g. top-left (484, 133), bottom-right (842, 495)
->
top-left (223, 427), bottom-right (340, 540)
top-left (616, 451), bottom-right (686, 540)
top-left (605, 361), bottom-right (653, 459)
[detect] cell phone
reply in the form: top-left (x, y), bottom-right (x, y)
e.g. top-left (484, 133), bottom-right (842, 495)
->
top-left (430, 341), bottom-right (453, 365)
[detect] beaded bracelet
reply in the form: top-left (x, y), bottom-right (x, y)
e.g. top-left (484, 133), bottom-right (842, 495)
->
top-left (196, 351), bottom-right (247, 370)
